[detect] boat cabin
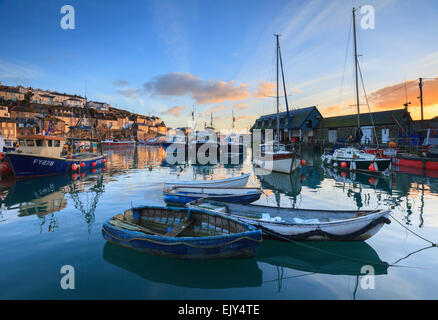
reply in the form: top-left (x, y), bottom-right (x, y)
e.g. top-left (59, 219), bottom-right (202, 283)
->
top-left (16, 135), bottom-right (66, 158)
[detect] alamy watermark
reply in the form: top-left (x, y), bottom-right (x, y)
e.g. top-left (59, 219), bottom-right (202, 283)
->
top-left (60, 5), bottom-right (75, 30)
top-left (360, 5), bottom-right (375, 30)
top-left (60, 265), bottom-right (75, 290)
top-left (360, 265), bottom-right (375, 290)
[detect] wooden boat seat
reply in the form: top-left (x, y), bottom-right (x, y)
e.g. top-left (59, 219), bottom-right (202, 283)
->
top-left (164, 217), bottom-right (195, 237)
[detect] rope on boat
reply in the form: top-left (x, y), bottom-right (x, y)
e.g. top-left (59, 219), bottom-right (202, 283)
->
top-left (389, 213), bottom-right (437, 247)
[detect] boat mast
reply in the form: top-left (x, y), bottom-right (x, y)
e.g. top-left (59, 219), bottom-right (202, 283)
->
top-left (275, 34), bottom-right (280, 148)
top-left (278, 36), bottom-right (293, 144)
top-left (353, 7), bottom-right (361, 130)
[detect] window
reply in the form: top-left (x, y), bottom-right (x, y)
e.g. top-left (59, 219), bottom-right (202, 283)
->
top-left (36, 139), bottom-right (43, 147)
top-left (19, 139), bottom-right (26, 146)
top-left (27, 140), bottom-right (35, 147)
top-left (54, 140), bottom-right (60, 147)
top-left (48, 140), bottom-right (53, 147)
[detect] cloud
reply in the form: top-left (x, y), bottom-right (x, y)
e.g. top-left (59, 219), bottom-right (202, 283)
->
top-left (321, 78), bottom-right (438, 120)
top-left (113, 79), bottom-right (129, 87)
top-left (234, 103), bottom-right (251, 110)
top-left (161, 105), bottom-right (188, 117)
top-left (0, 59), bottom-right (43, 82)
top-left (117, 88), bottom-right (138, 98)
top-left (139, 72), bottom-right (250, 104)
top-left (252, 80), bottom-right (302, 98)
top-left (253, 81), bottom-right (277, 98)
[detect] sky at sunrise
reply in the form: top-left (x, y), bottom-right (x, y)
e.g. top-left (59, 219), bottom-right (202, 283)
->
top-left (1, 0), bottom-right (438, 131)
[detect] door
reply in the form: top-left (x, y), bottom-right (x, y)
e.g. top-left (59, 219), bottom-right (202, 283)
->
top-left (361, 126), bottom-right (373, 145)
top-left (382, 128), bottom-right (389, 144)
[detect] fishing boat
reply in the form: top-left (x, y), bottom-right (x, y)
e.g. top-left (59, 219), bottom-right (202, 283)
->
top-left (164, 173), bottom-right (250, 189)
top-left (321, 147), bottom-right (392, 173)
top-left (392, 153), bottom-right (438, 171)
top-left (188, 199), bottom-right (391, 241)
top-left (160, 133), bottom-right (189, 151)
top-left (101, 205), bottom-right (262, 259)
top-left (253, 35), bottom-right (300, 174)
top-left (5, 135), bottom-right (106, 178)
top-left (163, 186), bottom-right (262, 206)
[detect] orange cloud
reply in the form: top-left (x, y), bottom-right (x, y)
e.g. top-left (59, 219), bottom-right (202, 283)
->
top-left (161, 105), bottom-right (188, 117)
top-left (253, 80), bottom-right (277, 98)
top-left (322, 78), bottom-right (438, 120)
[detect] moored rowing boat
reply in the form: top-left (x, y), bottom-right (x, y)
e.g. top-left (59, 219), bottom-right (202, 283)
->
top-left (188, 199), bottom-right (391, 241)
top-left (101, 205), bottom-right (262, 259)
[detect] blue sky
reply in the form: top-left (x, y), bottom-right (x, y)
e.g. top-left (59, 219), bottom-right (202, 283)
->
top-left (1, 0), bottom-right (438, 130)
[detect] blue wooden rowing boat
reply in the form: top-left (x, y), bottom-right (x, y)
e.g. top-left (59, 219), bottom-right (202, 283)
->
top-left (101, 205), bottom-right (262, 259)
top-left (163, 186), bottom-right (262, 206)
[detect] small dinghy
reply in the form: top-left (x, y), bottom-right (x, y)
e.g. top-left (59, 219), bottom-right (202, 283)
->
top-left (163, 186), bottom-right (262, 206)
top-left (101, 206), bottom-right (262, 259)
top-left (188, 199), bottom-right (391, 241)
top-left (164, 173), bottom-right (250, 189)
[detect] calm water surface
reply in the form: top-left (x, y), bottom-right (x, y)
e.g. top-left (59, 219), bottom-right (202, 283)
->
top-left (0, 146), bottom-right (437, 299)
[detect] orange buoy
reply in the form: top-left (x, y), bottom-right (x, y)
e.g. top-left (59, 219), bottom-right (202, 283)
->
top-left (80, 163), bottom-right (85, 168)
top-left (341, 171), bottom-right (347, 177)
top-left (369, 177), bottom-right (376, 185)
top-left (341, 161), bottom-right (347, 168)
top-left (71, 164), bottom-right (78, 171)
top-left (92, 169), bottom-right (96, 173)
top-left (102, 159), bottom-right (106, 163)
top-left (301, 159), bottom-right (306, 166)
top-left (81, 173), bottom-right (85, 178)
top-left (91, 162), bottom-right (96, 167)
top-left (368, 164), bottom-right (375, 172)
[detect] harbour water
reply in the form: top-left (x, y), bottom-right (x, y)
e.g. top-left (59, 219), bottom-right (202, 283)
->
top-left (0, 145), bottom-right (437, 299)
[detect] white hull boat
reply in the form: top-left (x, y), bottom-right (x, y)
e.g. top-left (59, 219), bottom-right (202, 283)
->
top-left (188, 199), bottom-right (391, 241)
top-left (164, 173), bottom-right (250, 190)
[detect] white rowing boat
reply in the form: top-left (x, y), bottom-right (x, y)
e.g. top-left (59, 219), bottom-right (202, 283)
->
top-left (164, 173), bottom-right (250, 190)
top-left (187, 199), bottom-right (391, 241)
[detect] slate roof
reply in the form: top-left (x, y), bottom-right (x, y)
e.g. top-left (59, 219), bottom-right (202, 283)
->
top-left (319, 109), bottom-right (412, 129)
top-left (251, 106), bottom-right (320, 130)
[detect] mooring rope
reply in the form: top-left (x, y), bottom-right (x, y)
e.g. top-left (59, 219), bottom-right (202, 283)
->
top-left (258, 226), bottom-right (420, 269)
top-left (389, 213), bottom-right (437, 247)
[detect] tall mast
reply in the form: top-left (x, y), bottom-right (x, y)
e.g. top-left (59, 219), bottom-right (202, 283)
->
top-left (275, 34), bottom-right (280, 148)
top-left (232, 109), bottom-right (235, 130)
top-left (278, 37), bottom-right (293, 144)
top-left (353, 7), bottom-right (361, 129)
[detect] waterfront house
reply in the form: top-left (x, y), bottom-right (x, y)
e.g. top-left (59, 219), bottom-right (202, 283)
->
top-left (251, 106), bottom-right (322, 143)
top-left (314, 109), bottom-right (412, 146)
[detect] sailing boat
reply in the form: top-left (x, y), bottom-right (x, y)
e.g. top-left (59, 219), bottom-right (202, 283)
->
top-left (321, 8), bottom-right (391, 173)
top-left (253, 34), bottom-right (301, 174)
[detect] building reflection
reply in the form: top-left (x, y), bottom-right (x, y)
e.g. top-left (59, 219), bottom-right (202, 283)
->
top-left (0, 169), bottom-right (106, 233)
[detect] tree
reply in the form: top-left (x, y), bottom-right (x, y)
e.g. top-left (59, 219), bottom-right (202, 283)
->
top-left (23, 91), bottom-right (34, 105)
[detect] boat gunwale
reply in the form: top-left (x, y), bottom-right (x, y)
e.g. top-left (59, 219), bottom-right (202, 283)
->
top-left (187, 200), bottom-right (390, 227)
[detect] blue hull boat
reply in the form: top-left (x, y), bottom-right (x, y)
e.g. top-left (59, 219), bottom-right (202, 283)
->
top-left (6, 153), bottom-right (106, 178)
top-left (163, 187), bottom-right (262, 206)
top-left (6, 135), bottom-right (106, 178)
top-left (102, 206), bottom-right (262, 259)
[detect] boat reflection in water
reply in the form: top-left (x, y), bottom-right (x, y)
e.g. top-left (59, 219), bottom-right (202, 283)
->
top-left (255, 167), bottom-right (302, 198)
top-left (0, 169), bottom-right (105, 232)
top-left (258, 240), bottom-right (388, 276)
top-left (102, 242), bottom-right (262, 289)
top-left (257, 240), bottom-right (388, 297)
top-left (322, 166), bottom-right (393, 194)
